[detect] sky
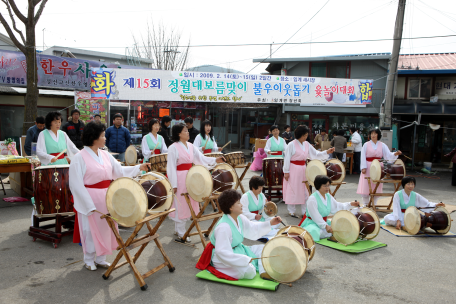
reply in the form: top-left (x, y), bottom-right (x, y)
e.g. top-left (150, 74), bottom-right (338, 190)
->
top-left (1, 0), bottom-right (456, 74)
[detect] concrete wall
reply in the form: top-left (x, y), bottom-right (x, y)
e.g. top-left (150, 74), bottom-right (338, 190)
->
top-left (0, 94), bottom-right (74, 108)
top-left (396, 77), bottom-right (406, 99)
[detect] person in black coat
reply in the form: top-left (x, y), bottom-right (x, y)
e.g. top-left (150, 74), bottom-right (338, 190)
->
top-left (158, 115), bottom-right (173, 147)
top-left (61, 109), bottom-right (85, 149)
top-left (184, 116), bottom-right (200, 144)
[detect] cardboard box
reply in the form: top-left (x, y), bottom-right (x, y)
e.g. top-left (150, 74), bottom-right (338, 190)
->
top-left (9, 172), bottom-right (21, 196)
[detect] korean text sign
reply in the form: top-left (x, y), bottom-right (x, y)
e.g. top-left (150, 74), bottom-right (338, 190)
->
top-left (0, 50), bottom-right (143, 90)
top-left (90, 68), bottom-right (373, 106)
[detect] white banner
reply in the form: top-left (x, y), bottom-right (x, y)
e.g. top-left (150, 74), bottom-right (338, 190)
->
top-left (90, 68), bottom-right (373, 106)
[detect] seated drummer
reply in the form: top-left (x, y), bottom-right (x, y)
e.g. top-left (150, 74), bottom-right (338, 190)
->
top-left (264, 125), bottom-right (287, 158)
top-left (300, 175), bottom-right (360, 242)
top-left (141, 118), bottom-right (168, 162)
top-left (383, 176), bottom-right (445, 231)
top-left (196, 189), bottom-right (283, 280)
top-left (193, 120), bottom-right (222, 154)
top-left (240, 176), bottom-right (278, 239)
top-left (36, 111), bottom-right (80, 166)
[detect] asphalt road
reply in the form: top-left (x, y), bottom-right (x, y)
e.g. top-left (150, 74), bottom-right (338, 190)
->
top-left (1, 169), bottom-right (455, 304)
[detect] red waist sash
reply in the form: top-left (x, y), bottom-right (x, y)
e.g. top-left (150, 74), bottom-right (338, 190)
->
top-left (203, 149), bottom-right (212, 154)
top-left (252, 210), bottom-right (259, 214)
top-left (270, 151), bottom-right (283, 155)
top-left (196, 242), bottom-right (237, 281)
top-left (85, 180), bottom-right (112, 189)
top-left (50, 152), bottom-right (67, 159)
top-left (401, 209), bottom-right (406, 213)
top-left (291, 160), bottom-right (306, 166)
top-left (154, 149), bottom-right (161, 155)
top-left (366, 157), bottom-right (381, 162)
top-left (299, 214), bottom-right (327, 226)
top-left (177, 163), bottom-right (192, 171)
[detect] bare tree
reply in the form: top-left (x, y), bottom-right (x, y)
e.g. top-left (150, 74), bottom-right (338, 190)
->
top-left (0, 0), bottom-right (48, 134)
top-left (133, 21), bottom-right (190, 71)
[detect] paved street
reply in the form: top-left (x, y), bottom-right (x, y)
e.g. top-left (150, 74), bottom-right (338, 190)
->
top-left (1, 168), bottom-right (455, 304)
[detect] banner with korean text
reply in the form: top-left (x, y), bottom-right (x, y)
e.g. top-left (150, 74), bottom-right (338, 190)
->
top-left (90, 68), bottom-right (373, 106)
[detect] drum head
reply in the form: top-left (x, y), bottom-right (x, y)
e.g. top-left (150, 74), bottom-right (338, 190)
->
top-left (327, 159), bottom-right (345, 183)
top-left (394, 159), bottom-right (406, 178)
top-left (369, 159), bottom-right (382, 181)
top-left (106, 177), bottom-right (148, 227)
top-left (264, 202), bottom-right (278, 217)
top-left (137, 173), bottom-right (173, 212)
top-left (276, 225), bottom-right (316, 260)
top-left (204, 152), bottom-right (223, 158)
top-left (359, 207), bottom-right (380, 240)
top-left (262, 235), bottom-right (308, 283)
top-left (306, 160), bottom-right (326, 187)
top-left (434, 206), bottom-right (451, 234)
top-left (185, 165), bottom-right (213, 201)
top-left (125, 146), bottom-right (138, 165)
top-left (212, 163), bottom-right (237, 193)
top-left (34, 165), bottom-right (70, 170)
top-left (331, 210), bottom-right (360, 245)
top-left (404, 206), bottom-right (421, 235)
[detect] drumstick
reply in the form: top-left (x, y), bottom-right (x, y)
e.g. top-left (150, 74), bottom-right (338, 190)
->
top-left (251, 255), bottom-right (279, 260)
top-left (402, 154), bottom-right (412, 160)
top-left (202, 135), bottom-right (210, 151)
top-left (54, 149), bottom-right (67, 159)
top-left (220, 141), bottom-right (232, 150)
top-left (151, 139), bottom-right (160, 155)
top-left (94, 210), bottom-right (120, 222)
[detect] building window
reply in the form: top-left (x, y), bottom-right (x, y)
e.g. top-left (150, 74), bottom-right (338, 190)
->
top-left (310, 62), bottom-right (350, 78)
top-left (408, 78), bottom-right (431, 99)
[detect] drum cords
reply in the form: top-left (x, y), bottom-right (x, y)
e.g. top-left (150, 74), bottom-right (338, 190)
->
top-left (281, 228), bottom-right (315, 265)
top-left (211, 169), bottom-right (237, 193)
top-left (136, 175), bottom-right (173, 212)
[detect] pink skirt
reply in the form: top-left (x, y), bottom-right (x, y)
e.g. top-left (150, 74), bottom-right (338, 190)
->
top-left (169, 170), bottom-right (199, 219)
top-left (356, 161), bottom-right (383, 195)
top-left (283, 163), bottom-right (308, 205)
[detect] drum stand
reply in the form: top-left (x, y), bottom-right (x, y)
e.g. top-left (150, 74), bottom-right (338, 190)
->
top-left (303, 181), bottom-right (346, 198)
top-left (263, 185), bottom-right (283, 201)
top-left (232, 162), bottom-right (251, 194)
top-left (365, 177), bottom-right (401, 213)
top-left (29, 213), bottom-right (75, 248)
top-left (175, 193), bottom-right (223, 248)
top-left (101, 209), bottom-right (176, 291)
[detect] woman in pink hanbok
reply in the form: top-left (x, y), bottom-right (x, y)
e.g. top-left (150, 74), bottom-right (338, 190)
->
top-left (357, 129), bottom-right (401, 205)
top-left (69, 122), bottom-right (151, 271)
top-left (167, 123), bottom-right (225, 242)
top-left (283, 125), bottom-right (335, 218)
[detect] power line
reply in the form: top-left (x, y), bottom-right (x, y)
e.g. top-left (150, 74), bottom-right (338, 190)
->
top-left (247, 0), bottom-right (331, 73)
top-left (32, 34), bottom-right (456, 50)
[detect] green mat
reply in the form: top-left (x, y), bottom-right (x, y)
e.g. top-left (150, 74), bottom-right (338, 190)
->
top-left (316, 238), bottom-right (387, 253)
top-left (196, 270), bottom-right (280, 291)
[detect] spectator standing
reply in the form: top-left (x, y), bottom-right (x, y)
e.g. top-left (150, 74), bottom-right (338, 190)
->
top-left (94, 114), bottom-right (102, 123)
top-left (105, 113), bottom-right (131, 162)
top-left (184, 117), bottom-right (200, 143)
top-left (331, 130), bottom-right (347, 161)
top-left (350, 127), bottom-right (362, 174)
top-left (158, 115), bottom-right (173, 147)
top-left (314, 129), bottom-right (329, 150)
top-left (444, 147), bottom-right (456, 186)
top-left (24, 116), bottom-right (45, 156)
top-left (282, 125), bottom-right (294, 144)
top-left (61, 109), bottom-right (85, 149)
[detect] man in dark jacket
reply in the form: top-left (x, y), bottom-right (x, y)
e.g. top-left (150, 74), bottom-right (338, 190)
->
top-left (61, 109), bottom-right (85, 149)
top-left (158, 115), bottom-right (173, 147)
top-left (24, 116), bottom-right (45, 156)
top-left (184, 117), bottom-right (200, 144)
top-left (105, 113), bottom-right (131, 162)
top-left (282, 125), bottom-right (293, 144)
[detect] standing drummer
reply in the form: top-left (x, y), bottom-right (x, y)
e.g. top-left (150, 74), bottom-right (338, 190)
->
top-left (69, 122), bottom-right (151, 271)
top-left (382, 176), bottom-right (445, 231)
top-left (196, 189), bottom-right (283, 280)
top-left (36, 111), bottom-right (80, 166)
top-left (356, 129), bottom-right (401, 206)
top-left (300, 175), bottom-right (360, 241)
top-left (141, 118), bottom-right (168, 163)
top-left (240, 176), bottom-right (278, 240)
top-left (167, 123), bottom-right (225, 242)
top-left (264, 125), bottom-right (287, 158)
top-left (193, 120), bottom-right (222, 153)
top-left (283, 125), bottom-right (334, 218)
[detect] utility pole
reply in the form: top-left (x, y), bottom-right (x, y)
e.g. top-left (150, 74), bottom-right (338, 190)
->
top-left (382, 0), bottom-right (406, 128)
